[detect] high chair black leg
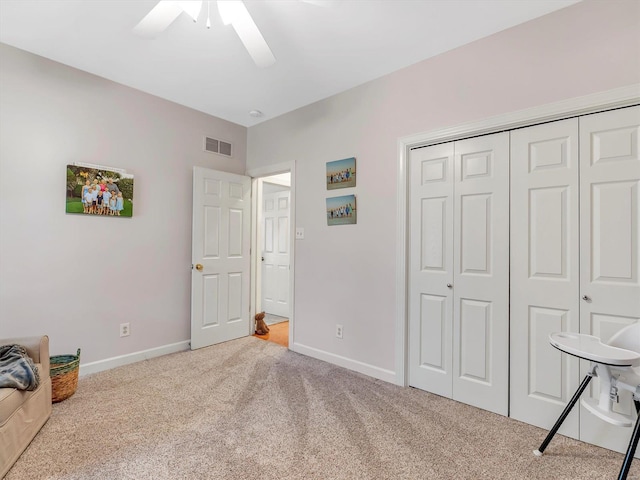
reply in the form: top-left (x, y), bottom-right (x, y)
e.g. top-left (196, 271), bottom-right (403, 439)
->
top-left (618, 400), bottom-right (640, 480)
top-left (534, 373), bottom-right (593, 456)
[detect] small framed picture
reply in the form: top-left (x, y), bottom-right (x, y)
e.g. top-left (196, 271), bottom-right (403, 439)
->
top-left (326, 157), bottom-right (356, 190)
top-left (326, 194), bottom-right (356, 226)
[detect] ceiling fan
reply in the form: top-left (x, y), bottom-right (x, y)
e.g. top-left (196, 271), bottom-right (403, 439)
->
top-left (134, 1), bottom-right (323, 68)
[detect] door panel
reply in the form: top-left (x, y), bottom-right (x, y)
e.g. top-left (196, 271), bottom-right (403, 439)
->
top-left (419, 293), bottom-right (447, 371)
top-left (529, 187), bottom-right (568, 278)
top-left (510, 118), bottom-right (580, 435)
top-left (228, 273), bottom-right (243, 321)
top-left (453, 133), bottom-right (509, 415)
top-left (204, 206), bottom-right (221, 257)
top-left (191, 167), bottom-right (251, 349)
top-left (202, 275), bottom-right (220, 327)
top-left (460, 193), bottom-right (491, 274)
top-left (579, 106), bottom-right (640, 456)
top-left (459, 298), bottom-right (491, 383)
top-left (527, 307), bottom-right (571, 401)
top-left (420, 197), bottom-right (447, 270)
top-left (409, 143), bottom-right (454, 397)
top-left (591, 181), bottom-right (637, 283)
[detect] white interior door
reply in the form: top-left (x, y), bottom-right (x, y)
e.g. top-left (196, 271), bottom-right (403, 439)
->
top-left (262, 189), bottom-right (290, 317)
top-left (579, 106), bottom-right (640, 455)
top-left (191, 167), bottom-right (251, 350)
top-left (452, 132), bottom-right (509, 416)
top-left (509, 118), bottom-right (580, 436)
top-left (408, 142), bottom-right (455, 398)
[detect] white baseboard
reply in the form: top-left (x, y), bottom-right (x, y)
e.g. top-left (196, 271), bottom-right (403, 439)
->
top-left (79, 340), bottom-right (190, 376)
top-left (78, 339), bottom-right (397, 384)
top-left (291, 342), bottom-right (397, 385)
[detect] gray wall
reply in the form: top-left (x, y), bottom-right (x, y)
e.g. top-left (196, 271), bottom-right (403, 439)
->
top-left (0, 43), bottom-right (247, 361)
top-left (247, 0), bottom-right (640, 380)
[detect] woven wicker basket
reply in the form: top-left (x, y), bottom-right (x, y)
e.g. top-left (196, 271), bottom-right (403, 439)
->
top-left (50, 349), bottom-right (80, 403)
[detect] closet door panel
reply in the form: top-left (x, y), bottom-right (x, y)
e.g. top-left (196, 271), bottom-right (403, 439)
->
top-left (452, 132), bottom-right (509, 415)
top-left (409, 143), bottom-right (455, 397)
top-left (579, 106), bottom-right (640, 456)
top-left (510, 118), bottom-right (580, 436)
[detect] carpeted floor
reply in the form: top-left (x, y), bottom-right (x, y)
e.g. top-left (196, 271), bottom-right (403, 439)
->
top-left (5, 336), bottom-right (639, 479)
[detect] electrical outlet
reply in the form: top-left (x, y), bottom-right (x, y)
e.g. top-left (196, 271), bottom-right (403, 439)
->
top-left (295, 227), bottom-right (305, 240)
top-left (120, 323), bottom-right (130, 337)
top-left (336, 324), bottom-right (343, 339)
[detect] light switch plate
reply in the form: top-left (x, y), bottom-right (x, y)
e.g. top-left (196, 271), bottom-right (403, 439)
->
top-left (295, 228), bottom-right (304, 240)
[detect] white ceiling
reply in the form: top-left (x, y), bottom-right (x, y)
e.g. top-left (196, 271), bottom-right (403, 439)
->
top-left (0, 0), bottom-right (579, 127)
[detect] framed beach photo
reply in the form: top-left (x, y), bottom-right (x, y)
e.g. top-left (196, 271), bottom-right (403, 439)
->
top-left (326, 194), bottom-right (356, 226)
top-left (326, 157), bottom-right (356, 190)
top-left (66, 164), bottom-right (134, 217)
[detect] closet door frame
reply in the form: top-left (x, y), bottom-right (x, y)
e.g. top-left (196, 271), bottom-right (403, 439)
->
top-left (396, 85), bottom-right (640, 387)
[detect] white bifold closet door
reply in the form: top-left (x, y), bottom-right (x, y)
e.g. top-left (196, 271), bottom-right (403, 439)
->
top-left (409, 132), bottom-right (509, 416)
top-left (578, 106), bottom-right (640, 456)
top-left (510, 105), bottom-right (640, 456)
top-left (409, 142), bottom-right (455, 398)
top-left (510, 118), bottom-right (581, 437)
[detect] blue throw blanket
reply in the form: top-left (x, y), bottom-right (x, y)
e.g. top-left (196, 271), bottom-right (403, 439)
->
top-left (0, 344), bottom-right (41, 391)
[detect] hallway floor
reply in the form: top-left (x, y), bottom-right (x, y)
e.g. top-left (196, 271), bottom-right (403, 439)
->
top-left (254, 316), bottom-right (288, 348)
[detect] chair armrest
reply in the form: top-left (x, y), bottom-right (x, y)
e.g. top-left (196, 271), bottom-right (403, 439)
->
top-left (0, 335), bottom-right (50, 375)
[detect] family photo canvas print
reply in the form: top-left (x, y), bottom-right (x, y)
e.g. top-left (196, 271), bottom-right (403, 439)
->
top-left (326, 157), bottom-right (356, 190)
top-left (66, 164), bottom-right (134, 217)
top-left (326, 194), bottom-right (356, 226)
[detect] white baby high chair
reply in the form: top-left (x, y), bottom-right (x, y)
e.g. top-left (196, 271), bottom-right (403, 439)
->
top-left (534, 323), bottom-right (640, 480)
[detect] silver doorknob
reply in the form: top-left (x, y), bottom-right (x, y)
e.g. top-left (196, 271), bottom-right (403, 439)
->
top-left (447, 283), bottom-right (453, 288)
top-left (582, 295), bottom-right (591, 301)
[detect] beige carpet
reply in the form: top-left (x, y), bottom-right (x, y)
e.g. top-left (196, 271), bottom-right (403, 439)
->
top-left (6, 336), bottom-right (638, 480)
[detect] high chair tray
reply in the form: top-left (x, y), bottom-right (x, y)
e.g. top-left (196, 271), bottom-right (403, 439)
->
top-left (549, 332), bottom-right (640, 367)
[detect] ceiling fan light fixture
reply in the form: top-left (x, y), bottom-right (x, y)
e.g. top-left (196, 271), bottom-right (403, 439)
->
top-left (134, 0), bottom-right (275, 68)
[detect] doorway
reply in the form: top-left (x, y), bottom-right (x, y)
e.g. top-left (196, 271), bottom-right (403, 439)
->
top-left (248, 162), bottom-right (296, 350)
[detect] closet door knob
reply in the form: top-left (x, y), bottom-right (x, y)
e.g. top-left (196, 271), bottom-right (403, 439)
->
top-left (582, 295), bottom-right (591, 301)
top-left (447, 283), bottom-right (453, 289)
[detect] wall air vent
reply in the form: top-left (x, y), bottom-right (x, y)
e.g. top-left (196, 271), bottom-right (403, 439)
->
top-left (204, 136), bottom-right (233, 158)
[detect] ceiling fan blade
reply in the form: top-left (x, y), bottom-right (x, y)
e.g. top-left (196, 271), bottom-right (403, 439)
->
top-left (179, 1), bottom-right (203, 22)
top-left (299, 0), bottom-right (333, 6)
top-left (133, 1), bottom-right (183, 38)
top-left (218, 0), bottom-right (276, 68)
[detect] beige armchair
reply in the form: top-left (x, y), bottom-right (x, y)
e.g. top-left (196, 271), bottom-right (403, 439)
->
top-left (0, 336), bottom-right (52, 477)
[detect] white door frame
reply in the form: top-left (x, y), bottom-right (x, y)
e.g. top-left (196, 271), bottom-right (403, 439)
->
top-left (395, 84), bottom-right (640, 387)
top-left (247, 161), bottom-right (296, 349)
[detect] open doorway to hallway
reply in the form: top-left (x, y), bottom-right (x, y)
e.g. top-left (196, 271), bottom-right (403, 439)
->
top-left (253, 172), bottom-right (291, 348)
top-left (254, 313), bottom-right (289, 348)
